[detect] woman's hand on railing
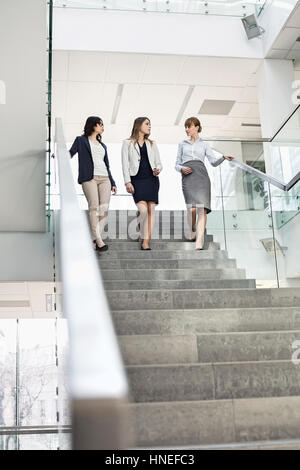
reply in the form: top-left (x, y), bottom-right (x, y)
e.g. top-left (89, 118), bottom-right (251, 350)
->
top-left (51, 153), bottom-right (55, 158)
top-left (111, 186), bottom-right (117, 195)
top-left (224, 155), bottom-right (234, 160)
top-left (125, 182), bottom-right (135, 194)
top-left (181, 166), bottom-right (193, 175)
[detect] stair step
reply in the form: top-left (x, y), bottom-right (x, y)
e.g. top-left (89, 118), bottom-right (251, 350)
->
top-left (99, 259), bottom-right (237, 270)
top-left (134, 440), bottom-right (300, 450)
top-left (118, 331), bottom-right (300, 365)
top-left (99, 226), bottom-right (300, 447)
top-left (126, 361), bottom-right (300, 403)
top-left (105, 279), bottom-right (255, 290)
top-left (104, 238), bottom-right (219, 244)
top-left (107, 288), bottom-right (300, 311)
top-left (102, 240), bottom-right (216, 250)
top-left (112, 307), bottom-right (300, 335)
top-left (102, 268), bottom-right (246, 281)
top-left (101, 250), bottom-right (227, 260)
top-left (129, 396), bottom-right (300, 447)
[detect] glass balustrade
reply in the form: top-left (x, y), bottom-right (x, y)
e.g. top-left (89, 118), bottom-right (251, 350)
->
top-left (204, 134), bottom-right (300, 288)
top-left (53, 0), bottom-right (268, 18)
top-left (0, 319), bottom-right (70, 450)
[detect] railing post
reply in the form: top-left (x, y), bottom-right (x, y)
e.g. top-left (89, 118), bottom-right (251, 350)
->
top-left (268, 183), bottom-right (280, 288)
top-left (219, 165), bottom-right (227, 252)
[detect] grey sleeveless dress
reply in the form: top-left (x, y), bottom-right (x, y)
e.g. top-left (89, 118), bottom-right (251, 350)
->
top-left (181, 160), bottom-right (211, 214)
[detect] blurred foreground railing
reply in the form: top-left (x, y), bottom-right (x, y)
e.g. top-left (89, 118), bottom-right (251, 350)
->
top-left (54, 118), bottom-right (131, 450)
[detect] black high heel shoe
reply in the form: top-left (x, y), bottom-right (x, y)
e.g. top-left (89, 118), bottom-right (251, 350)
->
top-left (96, 244), bottom-right (108, 252)
top-left (94, 240), bottom-right (108, 252)
top-left (141, 242), bottom-right (151, 251)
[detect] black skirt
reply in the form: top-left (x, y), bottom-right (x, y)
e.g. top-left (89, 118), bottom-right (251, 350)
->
top-left (131, 175), bottom-right (160, 204)
top-left (131, 142), bottom-right (160, 204)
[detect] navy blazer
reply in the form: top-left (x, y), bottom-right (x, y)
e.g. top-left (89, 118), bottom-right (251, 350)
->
top-left (69, 135), bottom-right (116, 187)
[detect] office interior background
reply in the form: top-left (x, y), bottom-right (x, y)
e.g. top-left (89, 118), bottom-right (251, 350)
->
top-left (0, 0), bottom-right (300, 450)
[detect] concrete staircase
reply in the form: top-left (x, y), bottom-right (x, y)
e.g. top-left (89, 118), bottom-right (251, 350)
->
top-left (98, 211), bottom-right (300, 449)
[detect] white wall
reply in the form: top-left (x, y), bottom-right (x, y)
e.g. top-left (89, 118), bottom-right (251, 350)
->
top-left (53, 8), bottom-right (263, 58)
top-left (0, 231), bottom-right (54, 282)
top-left (0, 0), bottom-right (47, 232)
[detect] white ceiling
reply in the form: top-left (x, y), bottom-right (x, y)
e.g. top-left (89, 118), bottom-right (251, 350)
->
top-left (267, 2), bottom-right (300, 60)
top-left (52, 50), bottom-right (265, 143)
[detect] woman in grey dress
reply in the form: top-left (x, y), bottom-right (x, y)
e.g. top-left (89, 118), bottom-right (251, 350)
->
top-left (175, 117), bottom-right (234, 250)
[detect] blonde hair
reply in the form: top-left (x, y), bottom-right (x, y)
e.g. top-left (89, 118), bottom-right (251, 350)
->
top-left (129, 117), bottom-right (153, 145)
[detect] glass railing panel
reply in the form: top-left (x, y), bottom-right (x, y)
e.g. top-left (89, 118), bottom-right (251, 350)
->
top-left (18, 320), bottom-right (58, 427)
top-left (0, 320), bottom-right (70, 450)
top-left (207, 140), bottom-right (266, 252)
top-left (0, 434), bottom-right (17, 451)
top-left (272, 179), bottom-right (300, 229)
top-left (271, 184), bottom-right (300, 289)
top-left (0, 320), bottom-right (17, 439)
top-left (261, 105), bottom-right (300, 186)
top-left (256, 0), bottom-right (268, 17)
top-left (53, 0), bottom-right (265, 17)
top-left (56, 319), bottom-right (71, 449)
top-left (18, 433), bottom-right (60, 451)
top-left (0, 430), bottom-right (71, 451)
top-left (215, 163), bottom-right (279, 287)
top-left (262, 141), bottom-right (300, 184)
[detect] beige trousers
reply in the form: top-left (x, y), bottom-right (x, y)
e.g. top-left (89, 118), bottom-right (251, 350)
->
top-left (82, 176), bottom-right (111, 242)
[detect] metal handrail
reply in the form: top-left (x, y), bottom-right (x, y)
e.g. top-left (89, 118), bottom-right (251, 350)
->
top-left (0, 425), bottom-right (71, 436)
top-left (208, 104), bottom-right (300, 191)
top-left (54, 118), bottom-right (130, 450)
top-left (211, 148), bottom-right (300, 192)
top-left (228, 159), bottom-right (300, 192)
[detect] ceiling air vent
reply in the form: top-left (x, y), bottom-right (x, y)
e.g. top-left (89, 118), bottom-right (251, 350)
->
top-left (198, 100), bottom-right (235, 115)
top-left (241, 123), bottom-right (261, 127)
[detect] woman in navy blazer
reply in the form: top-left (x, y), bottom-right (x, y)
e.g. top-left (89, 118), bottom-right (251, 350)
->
top-left (70, 116), bottom-right (117, 252)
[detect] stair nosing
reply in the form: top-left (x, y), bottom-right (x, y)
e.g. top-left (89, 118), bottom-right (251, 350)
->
top-left (118, 330), bottom-right (300, 338)
top-left (125, 359), bottom-right (298, 368)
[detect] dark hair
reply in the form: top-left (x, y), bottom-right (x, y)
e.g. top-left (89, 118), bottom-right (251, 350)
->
top-left (185, 117), bottom-right (202, 133)
top-left (83, 116), bottom-right (103, 141)
top-left (129, 117), bottom-right (153, 145)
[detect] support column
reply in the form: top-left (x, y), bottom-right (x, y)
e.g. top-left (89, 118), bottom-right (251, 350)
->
top-left (258, 59), bottom-right (295, 139)
top-left (0, 0), bottom-right (47, 232)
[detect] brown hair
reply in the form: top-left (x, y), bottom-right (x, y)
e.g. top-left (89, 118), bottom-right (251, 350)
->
top-left (184, 117), bottom-right (202, 133)
top-left (83, 116), bottom-right (103, 141)
top-left (129, 117), bottom-right (153, 145)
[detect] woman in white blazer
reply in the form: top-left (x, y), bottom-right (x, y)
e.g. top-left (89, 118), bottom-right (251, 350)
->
top-left (122, 117), bottom-right (163, 250)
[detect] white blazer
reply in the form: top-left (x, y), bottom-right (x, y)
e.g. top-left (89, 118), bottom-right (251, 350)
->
top-left (121, 139), bottom-right (163, 184)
